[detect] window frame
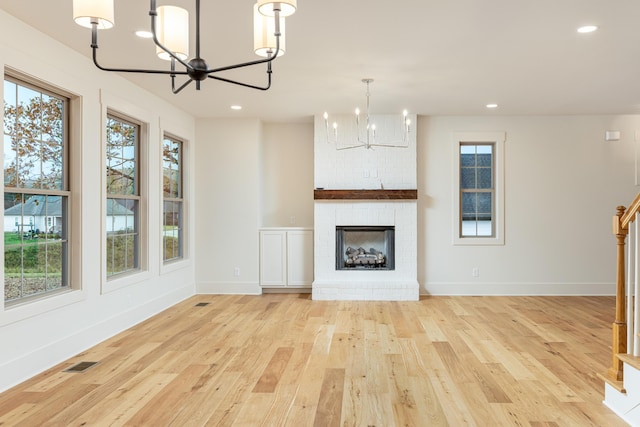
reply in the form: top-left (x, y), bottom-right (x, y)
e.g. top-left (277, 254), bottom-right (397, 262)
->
top-left (162, 133), bottom-right (184, 263)
top-left (102, 108), bottom-right (148, 288)
top-left (3, 73), bottom-right (75, 306)
top-left (105, 111), bottom-right (142, 279)
top-left (452, 131), bottom-right (505, 246)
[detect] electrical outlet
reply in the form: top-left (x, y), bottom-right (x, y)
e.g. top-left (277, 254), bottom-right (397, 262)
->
top-left (290, 216), bottom-right (296, 225)
top-left (472, 267), bottom-right (479, 277)
top-left (363, 170), bottom-right (370, 178)
top-left (234, 267), bottom-right (240, 277)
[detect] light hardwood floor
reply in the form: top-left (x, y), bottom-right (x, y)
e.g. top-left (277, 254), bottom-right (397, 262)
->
top-left (0, 294), bottom-right (628, 426)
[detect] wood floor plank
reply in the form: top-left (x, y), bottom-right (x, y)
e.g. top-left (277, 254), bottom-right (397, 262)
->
top-left (0, 402), bottom-right (37, 426)
top-left (0, 294), bottom-right (628, 426)
top-left (169, 370), bottom-right (242, 426)
top-left (313, 368), bottom-right (345, 427)
top-left (386, 353), bottom-right (424, 426)
top-left (253, 347), bottom-right (294, 393)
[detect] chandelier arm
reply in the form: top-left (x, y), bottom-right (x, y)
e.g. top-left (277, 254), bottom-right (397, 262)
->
top-left (370, 142), bottom-right (409, 148)
top-left (203, 36), bottom-right (281, 74)
top-left (90, 23), bottom-right (189, 76)
top-left (204, 54), bottom-right (277, 74)
top-left (172, 77), bottom-right (194, 94)
top-left (207, 68), bottom-right (272, 91)
top-left (149, 0), bottom-right (193, 71)
top-left (336, 144), bottom-right (367, 151)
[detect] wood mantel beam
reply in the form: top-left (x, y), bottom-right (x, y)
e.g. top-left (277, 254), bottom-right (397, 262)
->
top-left (313, 189), bottom-right (417, 200)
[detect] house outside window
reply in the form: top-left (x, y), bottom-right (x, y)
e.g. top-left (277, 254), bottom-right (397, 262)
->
top-left (162, 135), bottom-right (183, 262)
top-left (3, 76), bottom-right (70, 303)
top-left (106, 113), bottom-right (140, 277)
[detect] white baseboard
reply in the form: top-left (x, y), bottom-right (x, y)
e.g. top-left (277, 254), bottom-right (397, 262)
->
top-left (196, 281), bottom-right (262, 295)
top-left (195, 281), bottom-right (614, 297)
top-left (420, 282), bottom-right (614, 296)
top-left (0, 285), bottom-right (193, 393)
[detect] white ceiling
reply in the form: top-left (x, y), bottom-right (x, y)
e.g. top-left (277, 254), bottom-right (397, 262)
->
top-left (3, 0), bottom-right (640, 122)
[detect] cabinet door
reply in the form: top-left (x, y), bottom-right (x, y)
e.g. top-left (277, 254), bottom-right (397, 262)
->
top-left (260, 231), bottom-right (287, 287)
top-left (287, 230), bottom-right (313, 287)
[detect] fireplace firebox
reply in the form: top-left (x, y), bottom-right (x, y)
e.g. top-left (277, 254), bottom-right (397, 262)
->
top-left (335, 226), bottom-right (395, 270)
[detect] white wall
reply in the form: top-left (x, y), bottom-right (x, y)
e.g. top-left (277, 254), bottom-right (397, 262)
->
top-left (194, 120), bottom-right (315, 293)
top-left (195, 119), bottom-right (262, 294)
top-left (260, 122), bottom-right (314, 227)
top-left (0, 10), bottom-right (196, 392)
top-left (418, 115), bottom-right (640, 295)
top-left (194, 114), bottom-right (640, 298)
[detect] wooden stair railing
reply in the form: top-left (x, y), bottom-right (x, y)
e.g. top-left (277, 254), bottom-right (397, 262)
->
top-left (609, 193), bottom-right (640, 381)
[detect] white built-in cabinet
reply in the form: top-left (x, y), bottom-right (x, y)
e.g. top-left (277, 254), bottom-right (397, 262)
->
top-left (259, 228), bottom-right (313, 288)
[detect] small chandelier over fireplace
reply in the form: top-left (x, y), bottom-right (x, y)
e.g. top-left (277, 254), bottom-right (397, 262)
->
top-left (72, 0), bottom-right (296, 94)
top-left (323, 79), bottom-right (411, 150)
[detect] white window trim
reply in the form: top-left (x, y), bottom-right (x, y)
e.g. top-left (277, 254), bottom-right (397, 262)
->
top-left (159, 120), bottom-right (191, 275)
top-left (452, 131), bottom-right (505, 246)
top-left (1, 68), bottom-right (85, 318)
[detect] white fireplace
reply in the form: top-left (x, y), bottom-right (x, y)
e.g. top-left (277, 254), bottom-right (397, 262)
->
top-left (312, 113), bottom-right (419, 301)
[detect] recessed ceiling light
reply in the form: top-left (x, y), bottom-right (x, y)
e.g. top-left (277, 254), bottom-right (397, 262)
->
top-left (577, 25), bottom-right (598, 33)
top-left (486, 103), bottom-right (498, 109)
top-left (231, 105), bottom-right (242, 110)
top-left (135, 30), bottom-right (153, 39)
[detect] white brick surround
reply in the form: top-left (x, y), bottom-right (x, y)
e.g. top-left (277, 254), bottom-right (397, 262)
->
top-left (313, 201), bottom-right (418, 300)
top-left (313, 113), bottom-right (419, 301)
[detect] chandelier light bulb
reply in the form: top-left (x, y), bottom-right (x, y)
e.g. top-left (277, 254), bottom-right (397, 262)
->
top-left (156, 5), bottom-right (189, 61)
top-left (254, 3), bottom-right (286, 57)
top-left (73, 0), bottom-right (114, 29)
top-left (257, 0), bottom-right (297, 17)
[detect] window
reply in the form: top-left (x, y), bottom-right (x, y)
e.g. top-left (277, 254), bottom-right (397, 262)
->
top-left (162, 134), bottom-right (183, 262)
top-left (106, 113), bottom-right (140, 277)
top-left (3, 76), bottom-right (70, 303)
top-left (452, 132), bottom-right (505, 245)
top-left (460, 144), bottom-right (493, 237)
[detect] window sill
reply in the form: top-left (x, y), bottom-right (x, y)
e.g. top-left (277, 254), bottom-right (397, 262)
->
top-left (453, 235), bottom-right (505, 246)
top-left (102, 270), bottom-right (151, 294)
top-left (160, 258), bottom-right (191, 275)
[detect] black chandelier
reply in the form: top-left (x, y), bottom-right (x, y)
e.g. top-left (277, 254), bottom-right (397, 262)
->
top-left (73, 0), bottom-right (297, 94)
